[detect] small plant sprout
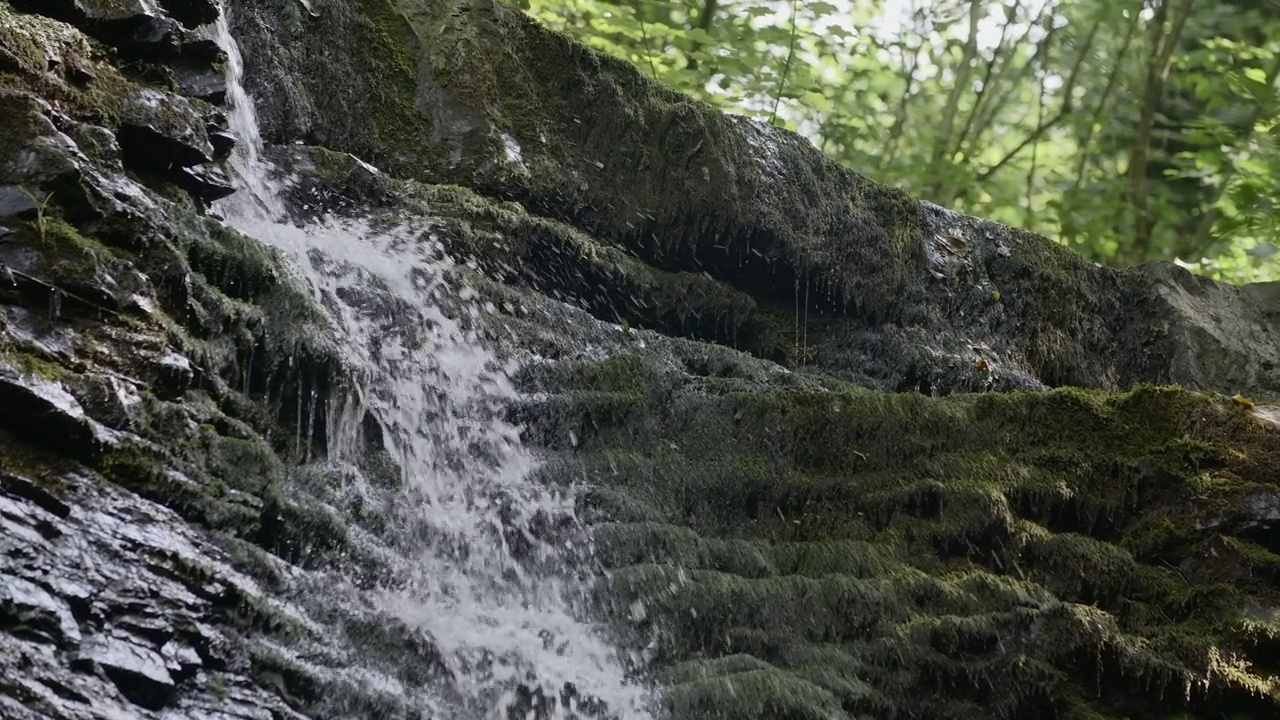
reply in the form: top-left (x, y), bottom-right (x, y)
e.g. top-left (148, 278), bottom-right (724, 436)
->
top-left (18, 187), bottom-right (55, 245)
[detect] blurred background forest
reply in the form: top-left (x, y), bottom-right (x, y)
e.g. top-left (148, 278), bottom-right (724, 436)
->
top-left (513, 0), bottom-right (1280, 284)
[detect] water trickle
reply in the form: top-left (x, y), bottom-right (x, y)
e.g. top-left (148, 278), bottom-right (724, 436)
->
top-left (208, 5), bottom-right (653, 718)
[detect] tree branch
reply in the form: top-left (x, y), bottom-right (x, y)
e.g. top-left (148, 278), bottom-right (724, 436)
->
top-left (951, 0), bottom-right (1022, 161)
top-left (971, 14), bottom-right (1099, 185)
top-left (879, 7), bottom-right (926, 174)
top-left (1071, 4), bottom-right (1142, 192)
top-left (684, 0), bottom-right (718, 72)
top-left (959, 4), bottom-right (1059, 169)
top-left (924, 0), bottom-right (984, 198)
top-left (1125, 0), bottom-right (1195, 264)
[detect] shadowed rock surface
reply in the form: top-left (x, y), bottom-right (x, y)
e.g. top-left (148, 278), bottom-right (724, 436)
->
top-left (233, 0), bottom-right (1280, 400)
top-left (2, 1), bottom-right (1279, 720)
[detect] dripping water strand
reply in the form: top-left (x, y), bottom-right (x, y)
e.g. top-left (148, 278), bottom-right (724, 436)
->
top-left (207, 3), bottom-right (654, 717)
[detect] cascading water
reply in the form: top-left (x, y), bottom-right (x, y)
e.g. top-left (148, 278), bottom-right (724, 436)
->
top-left (207, 5), bottom-right (654, 718)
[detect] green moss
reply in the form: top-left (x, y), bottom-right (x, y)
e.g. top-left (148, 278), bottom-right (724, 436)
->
top-left (377, 0), bottom-right (930, 332)
top-left (1, 341), bottom-right (73, 383)
top-left (97, 440), bottom-right (172, 496)
top-left (4, 215), bottom-right (120, 281)
top-left (0, 427), bottom-right (73, 487)
top-left (0, 86), bottom-right (49, 168)
top-left (665, 666), bottom-right (849, 720)
top-left (250, 648), bottom-right (321, 706)
top-left (381, 181), bottom-right (783, 356)
top-left (0, 7), bottom-right (132, 124)
top-left (256, 486), bottom-right (350, 567)
top-left (192, 421), bottom-right (285, 495)
top-left (1023, 530), bottom-right (1138, 604)
top-left (558, 353), bottom-right (668, 396)
top-left (524, 353), bottom-right (1280, 719)
top-left (348, 0), bottom-right (441, 173)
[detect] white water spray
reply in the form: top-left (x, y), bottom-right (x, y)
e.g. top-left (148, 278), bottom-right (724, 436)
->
top-left (209, 4), bottom-right (653, 718)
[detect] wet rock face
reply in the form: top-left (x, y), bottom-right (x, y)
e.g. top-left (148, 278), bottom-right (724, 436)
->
top-left (1, 3), bottom-right (231, 211)
top-left (115, 87), bottom-right (231, 202)
top-left (8, 0), bottom-right (223, 61)
top-left (0, 467), bottom-right (302, 720)
top-left (0, 362), bottom-right (121, 463)
top-left (3, 2), bottom-right (1280, 720)
top-left (234, 0), bottom-right (1280, 401)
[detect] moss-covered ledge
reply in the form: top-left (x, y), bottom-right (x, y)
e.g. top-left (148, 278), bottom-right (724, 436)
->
top-left (509, 353), bottom-right (1280, 720)
top-left (231, 0), bottom-right (1280, 399)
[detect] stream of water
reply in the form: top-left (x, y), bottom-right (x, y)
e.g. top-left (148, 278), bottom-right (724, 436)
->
top-left (208, 5), bottom-right (654, 718)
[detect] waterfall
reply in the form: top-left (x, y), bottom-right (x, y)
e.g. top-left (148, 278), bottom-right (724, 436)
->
top-left (207, 4), bottom-right (654, 718)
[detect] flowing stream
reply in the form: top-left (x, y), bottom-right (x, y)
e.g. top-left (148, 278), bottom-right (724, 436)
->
top-left (207, 5), bottom-right (654, 718)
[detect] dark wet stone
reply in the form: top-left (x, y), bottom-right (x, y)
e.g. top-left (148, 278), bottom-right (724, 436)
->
top-left (177, 163), bottom-right (237, 204)
top-left (152, 351), bottom-right (195, 400)
top-left (9, 0), bottom-right (154, 24)
top-left (70, 374), bottom-right (144, 432)
top-left (0, 90), bottom-right (150, 225)
top-left (9, 0), bottom-right (223, 63)
top-left (121, 14), bottom-right (186, 58)
top-left (157, 0), bottom-right (221, 29)
top-left (207, 111), bottom-right (237, 159)
top-left (67, 123), bottom-right (125, 173)
top-left (116, 88), bottom-right (215, 171)
top-left (81, 634), bottom-right (177, 710)
top-left (210, 130), bottom-right (237, 159)
top-left (0, 186), bottom-right (38, 216)
top-left (160, 638), bottom-right (203, 680)
top-left (0, 362), bottom-right (121, 463)
top-left (0, 472), bottom-right (71, 519)
top-left (116, 614), bottom-right (175, 645)
top-left (178, 35), bottom-right (225, 64)
top-left (174, 60), bottom-right (228, 103)
top-left (0, 94), bottom-right (79, 186)
top-left (0, 574), bottom-right (81, 646)
top-left (0, 461), bottom-right (330, 717)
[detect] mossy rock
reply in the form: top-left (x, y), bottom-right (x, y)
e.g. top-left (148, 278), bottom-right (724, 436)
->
top-left (515, 351), bottom-right (1280, 720)
top-left (242, 0), bottom-right (1280, 399)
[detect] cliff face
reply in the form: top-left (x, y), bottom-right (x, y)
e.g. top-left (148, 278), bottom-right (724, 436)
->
top-left (231, 0), bottom-right (1280, 400)
top-left (2, 1), bottom-right (1279, 720)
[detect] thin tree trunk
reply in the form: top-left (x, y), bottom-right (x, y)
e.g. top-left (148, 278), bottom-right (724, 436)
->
top-left (924, 0), bottom-right (984, 199)
top-left (972, 17), bottom-right (1096, 184)
top-left (878, 27), bottom-right (924, 174)
top-left (951, 0), bottom-right (1025, 160)
top-left (685, 0), bottom-right (718, 72)
top-left (1125, 0), bottom-right (1195, 264)
top-left (1071, 4), bottom-right (1142, 193)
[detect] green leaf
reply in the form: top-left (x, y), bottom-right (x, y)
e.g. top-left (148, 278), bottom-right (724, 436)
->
top-left (808, 2), bottom-right (839, 17)
top-left (801, 91), bottom-right (834, 113)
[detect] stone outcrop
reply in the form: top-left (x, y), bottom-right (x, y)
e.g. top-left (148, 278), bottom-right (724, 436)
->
top-left (232, 0), bottom-right (1280, 400)
top-left (1, 1), bottom-right (1279, 720)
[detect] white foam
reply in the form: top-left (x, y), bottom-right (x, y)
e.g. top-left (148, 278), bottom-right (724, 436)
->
top-left (208, 4), bottom-right (654, 717)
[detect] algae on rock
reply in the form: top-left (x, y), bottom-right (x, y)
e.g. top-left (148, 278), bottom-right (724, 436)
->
top-left (514, 356), bottom-right (1280, 720)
